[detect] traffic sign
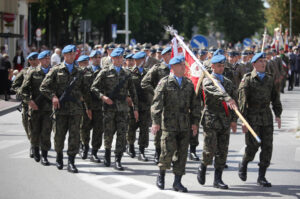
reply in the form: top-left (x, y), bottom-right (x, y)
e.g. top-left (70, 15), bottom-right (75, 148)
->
top-left (36, 28), bottom-right (42, 37)
top-left (243, 38), bottom-right (252, 47)
top-left (190, 35), bottom-right (208, 48)
top-left (130, 38), bottom-right (136, 46)
top-left (112, 24), bottom-right (117, 39)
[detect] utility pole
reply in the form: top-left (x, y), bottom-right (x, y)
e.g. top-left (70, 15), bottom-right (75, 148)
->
top-left (289, 0), bottom-right (292, 38)
top-left (125, 0), bottom-right (129, 45)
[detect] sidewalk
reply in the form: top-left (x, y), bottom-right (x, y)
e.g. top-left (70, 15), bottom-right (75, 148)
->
top-left (0, 95), bottom-right (20, 116)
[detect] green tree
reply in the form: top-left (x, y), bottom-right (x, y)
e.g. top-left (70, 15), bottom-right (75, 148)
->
top-left (266, 0), bottom-right (300, 36)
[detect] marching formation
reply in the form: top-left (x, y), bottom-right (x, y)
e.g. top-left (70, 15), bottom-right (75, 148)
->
top-left (12, 38), bottom-right (292, 193)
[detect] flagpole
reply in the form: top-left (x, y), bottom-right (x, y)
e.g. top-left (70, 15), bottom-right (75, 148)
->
top-left (261, 27), bottom-right (267, 52)
top-left (165, 26), bottom-right (261, 144)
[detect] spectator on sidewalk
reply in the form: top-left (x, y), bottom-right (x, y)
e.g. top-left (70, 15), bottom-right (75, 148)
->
top-left (13, 49), bottom-right (25, 71)
top-left (0, 54), bottom-right (12, 100)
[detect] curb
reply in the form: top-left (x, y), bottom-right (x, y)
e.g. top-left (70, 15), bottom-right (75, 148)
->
top-left (0, 104), bottom-right (20, 116)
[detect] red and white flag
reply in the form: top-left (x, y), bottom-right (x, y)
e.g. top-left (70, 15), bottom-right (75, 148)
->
top-left (171, 37), bottom-right (202, 90)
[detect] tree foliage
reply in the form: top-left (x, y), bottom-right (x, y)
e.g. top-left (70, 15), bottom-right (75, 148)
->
top-left (30, 0), bottom-right (266, 47)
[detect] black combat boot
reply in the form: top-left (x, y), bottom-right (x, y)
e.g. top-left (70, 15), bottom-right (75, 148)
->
top-left (80, 144), bottom-right (89, 160)
top-left (104, 148), bottom-right (111, 167)
top-left (56, 152), bottom-right (63, 170)
top-left (238, 161), bottom-right (248, 181)
top-left (138, 146), bottom-right (148, 161)
top-left (67, 155), bottom-right (78, 173)
top-left (29, 147), bottom-right (34, 158)
top-left (126, 144), bottom-right (136, 158)
top-left (154, 148), bottom-right (161, 165)
top-left (114, 154), bottom-right (124, 171)
top-left (90, 148), bottom-right (101, 163)
top-left (213, 169), bottom-right (228, 189)
top-left (197, 163), bottom-right (207, 185)
top-left (156, 169), bottom-right (165, 190)
top-left (41, 150), bottom-right (50, 166)
top-left (173, 175), bottom-right (188, 192)
top-left (33, 147), bottom-right (40, 162)
top-left (257, 166), bottom-right (272, 187)
top-left (189, 145), bottom-right (200, 161)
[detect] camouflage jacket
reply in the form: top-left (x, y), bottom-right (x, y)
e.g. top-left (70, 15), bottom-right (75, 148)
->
top-left (151, 74), bottom-right (201, 131)
top-left (101, 56), bottom-right (112, 69)
top-left (141, 62), bottom-right (170, 96)
top-left (83, 66), bottom-right (103, 110)
top-left (238, 69), bottom-right (282, 126)
top-left (21, 66), bottom-right (52, 111)
top-left (39, 62), bottom-right (92, 115)
top-left (144, 56), bottom-right (160, 69)
top-left (91, 64), bottom-right (138, 112)
top-left (201, 75), bottom-right (238, 129)
top-left (130, 66), bottom-right (150, 111)
top-left (12, 67), bottom-right (32, 98)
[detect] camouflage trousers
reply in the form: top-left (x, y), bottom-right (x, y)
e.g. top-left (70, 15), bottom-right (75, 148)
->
top-left (22, 104), bottom-right (30, 140)
top-left (154, 129), bottom-right (162, 149)
top-left (53, 114), bottom-right (81, 156)
top-left (201, 126), bottom-right (230, 170)
top-left (80, 109), bottom-right (103, 150)
top-left (127, 110), bottom-right (150, 148)
top-left (242, 125), bottom-right (273, 168)
top-left (28, 110), bottom-right (52, 151)
top-left (103, 111), bottom-right (128, 156)
top-left (158, 130), bottom-right (190, 175)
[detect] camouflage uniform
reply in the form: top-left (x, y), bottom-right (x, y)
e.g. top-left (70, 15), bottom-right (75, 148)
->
top-left (151, 74), bottom-right (201, 175)
top-left (201, 76), bottom-right (237, 169)
top-left (127, 66), bottom-right (150, 149)
top-left (101, 56), bottom-right (112, 69)
top-left (12, 67), bottom-right (31, 140)
top-left (21, 66), bottom-right (52, 153)
top-left (40, 63), bottom-right (91, 157)
top-left (238, 70), bottom-right (282, 168)
top-left (141, 62), bottom-right (170, 162)
top-left (91, 64), bottom-right (138, 160)
top-left (80, 66), bottom-right (103, 156)
top-left (144, 56), bottom-right (160, 69)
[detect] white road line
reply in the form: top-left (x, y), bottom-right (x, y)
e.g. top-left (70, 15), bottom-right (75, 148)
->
top-left (0, 140), bottom-right (25, 150)
top-left (77, 161), bottom-right (206, 199)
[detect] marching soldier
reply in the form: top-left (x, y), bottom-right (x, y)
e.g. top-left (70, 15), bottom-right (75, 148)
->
top-left (197, 55), bottom-right (238, 189)
top-left (142, 43), bottom-right (160, 69)
top-left (40, 45), bottom-right (92, 173)
top-left (126, 51), bottom-right (150, 161)
top-left (141, 46), bottom-right (172, 164)
top-left (124, 53), bottom-right (135, 69)
top-left (101, 43), bottom-right (115, 69)
top-left (79, 50), bottom-right (104, 163)
top-left (77, 55), bottom-right (90, 68)
top-left (12, 52), bottom-right (39, 158)
top-left (91, 47), bottom-right (139, 171)
top-left (152, 55), bottom-right (200, 192)
top-left (238, 52), bottom-right (282, 187)
top-left (21, 50), bottom-right (52, 165)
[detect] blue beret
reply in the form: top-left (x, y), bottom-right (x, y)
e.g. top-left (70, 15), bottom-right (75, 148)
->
top-left (89, 50), bottom-right (102, 58)
top-left (211, 55), bottom-right (226, 64)
top-left (38, 50), bottom-right (51, 60)
top-left (213, 49), bottom-right (224, 56)
top-left (132, 51), bottom-right (146, 59)
top-left (26, 52), bottom-right (38, 60)
top-left (125, 54), bottom-right (134, 59)
top-left (251, 52), bottom-right (266, 63)
top-left (161, 46), bottom-right (172, 55)
top-left (110, 47), bottom-right (124, 57)
top-left (77, 55), bottom-right (89, 62)
top-left (169, 55), bottom-right (185, 65)
top-left (228, 51), bottom-right (235, 57)
top-left (62, 45), bottom-right (76, 54)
